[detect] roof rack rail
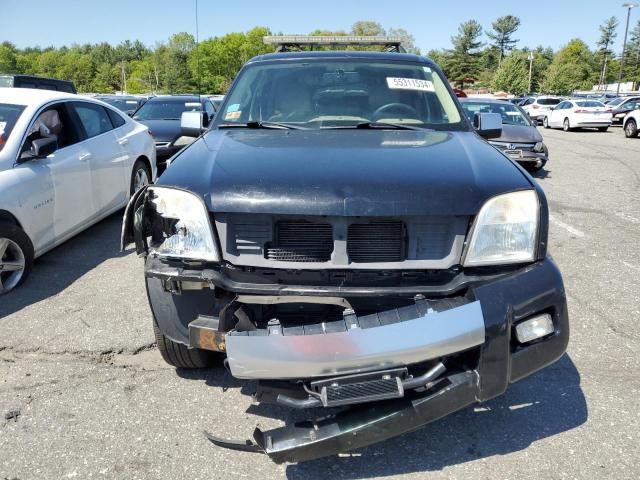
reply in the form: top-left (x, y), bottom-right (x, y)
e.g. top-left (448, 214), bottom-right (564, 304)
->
top-left (263, 35), bottom-right (406, 53)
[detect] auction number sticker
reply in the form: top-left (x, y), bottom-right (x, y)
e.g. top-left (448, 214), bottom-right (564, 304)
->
top-left (386, 77), bottom-right (435, 92)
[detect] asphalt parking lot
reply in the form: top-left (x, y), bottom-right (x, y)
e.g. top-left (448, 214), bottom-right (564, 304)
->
top-left (1, 126), bottom-right (639, 480)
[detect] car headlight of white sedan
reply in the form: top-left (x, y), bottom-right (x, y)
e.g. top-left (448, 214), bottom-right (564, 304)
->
top-left (147, 186), bottom-right (220, 262)
top-left (463, 190), bottom-right (539, 267)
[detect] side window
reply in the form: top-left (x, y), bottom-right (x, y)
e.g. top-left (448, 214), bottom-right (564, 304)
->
top-left (106, 108), bottom-right (126, 128)
top-left (204, 101), bottom-right (215, 126)
top-left (21, 102), bottom-right (83, 154)
top-left (72, 102), bottom-right (113, 138)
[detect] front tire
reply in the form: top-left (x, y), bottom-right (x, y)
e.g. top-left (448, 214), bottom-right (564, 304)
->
top-left (625, 119), bottom-right (638, 138)
top-left (563, 118), bottom-right (571, 132)
top-left (0, 222), bottom-right (34, 295)
top-left (153, 319), bottom-right (222, 369)
top-left (543, 116), bottom-right (550, 128)
top-left (130, 159), bottom-right (151, 195)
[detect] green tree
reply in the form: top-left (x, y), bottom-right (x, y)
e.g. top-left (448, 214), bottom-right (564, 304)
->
top-left (387, 27), bottom-right (420, 55)
top-left (492, 50), bottom-right (529, 94)
top-left (447, 20), bottom-right (484, 88)
top-left (623, 20), bottom-right (640, 84)
top-left (487, 15), bottom-right (521, 64)
top-left (596, 17), bottom-right (618, 87)
top-left (351, 21), bottom-right (385, 36)
top-left (0, 42), bottom-right (18, 73)
top-left (541, 39), bottom-right (597, 94)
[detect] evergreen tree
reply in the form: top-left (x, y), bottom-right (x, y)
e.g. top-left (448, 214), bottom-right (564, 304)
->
top-left (487, 15), bottom-right (521, 64)
top-left (447, 20), bottom-right (484, 88)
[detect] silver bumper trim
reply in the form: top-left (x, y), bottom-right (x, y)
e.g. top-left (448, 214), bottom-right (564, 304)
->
top-left (225, 301), bottom-right (485, 379)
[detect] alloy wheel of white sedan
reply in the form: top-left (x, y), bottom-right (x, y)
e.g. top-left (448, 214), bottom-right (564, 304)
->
top-left (0, 237), bottom-right (26, 294)
top-left (133, 165), bottom-right (150, 193)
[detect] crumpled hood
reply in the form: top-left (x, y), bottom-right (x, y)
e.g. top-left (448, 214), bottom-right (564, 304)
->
top-left (137, 119), bottom-right (181, 143)
top-left (158, 129), bottom-right (532, 216)
top-left (492, 125), bottom-right (543, 144)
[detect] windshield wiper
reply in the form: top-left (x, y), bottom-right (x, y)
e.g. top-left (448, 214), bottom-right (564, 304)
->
top-left (323, 122), bottom-right (429, 131)
top-left (217, 121), bottom-right (306, 130)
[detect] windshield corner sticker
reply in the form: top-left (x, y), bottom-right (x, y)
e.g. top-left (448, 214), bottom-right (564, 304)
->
top-left (225, 110), bottom-right (241, 120)
top-left (386, 77), bottom-right (435, 92)
top-left (227, 103), bottom-right (240, 113)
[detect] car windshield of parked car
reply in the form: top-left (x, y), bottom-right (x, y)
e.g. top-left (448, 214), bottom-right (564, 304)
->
top-left (576, 101), bottom-right (605, 108)
top-left (607, 97), bottom-right (624, 106)
top-left (215, 60), bottom-right (462, 129)
top-left (461, 101), bottom-right (532, 127)
top-left (100, 97), bottom-right (141, 112)
top-left (133, 100), bottom-right (201, 121)
top-left (0, 103), bottom-right (26, 152)
top-left (537, 98), bottom-right (561, 106)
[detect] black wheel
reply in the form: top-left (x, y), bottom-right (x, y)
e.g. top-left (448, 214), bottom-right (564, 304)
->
top-left (598, 126), bottom-right (608, 132)
top-left (130, 159), bottom-right (151, 195)
top-left (543, 117), bottom-right (550, 129)
top-left (625, 119), bottom-right (638, 138)
top-left (0, 221), bottom-right (34, 294)
top-left (153, 319), bottom-right (222, 368)
top-left (563, 118), bottom-right (571, 132)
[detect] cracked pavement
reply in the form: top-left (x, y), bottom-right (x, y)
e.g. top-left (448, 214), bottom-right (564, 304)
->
top-left (1, 127), bottom-right (639, 479)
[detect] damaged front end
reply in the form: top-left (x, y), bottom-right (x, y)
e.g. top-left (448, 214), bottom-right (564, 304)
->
top-left (122, 186), bottom-right (569, 464)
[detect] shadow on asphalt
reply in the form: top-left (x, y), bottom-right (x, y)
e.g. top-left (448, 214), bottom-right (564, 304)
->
top-left (0, 212), bottom-right (126, 318)
top-left (285, 354), bottom-right (586, 479)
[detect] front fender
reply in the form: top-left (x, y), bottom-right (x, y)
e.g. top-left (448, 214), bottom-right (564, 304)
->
top-left (120, 185), bottom-right (148, 253)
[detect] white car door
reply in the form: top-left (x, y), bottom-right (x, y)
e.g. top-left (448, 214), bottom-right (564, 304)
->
top-left (71, 101), bottom-right (128, 217)
top-left (25, 102), bottom-right (93, 245)
top-left (550, 102), bottom-right (565, 127)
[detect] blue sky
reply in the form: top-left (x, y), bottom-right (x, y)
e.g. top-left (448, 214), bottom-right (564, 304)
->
top-left (1, 0), bottom-right (638, 53)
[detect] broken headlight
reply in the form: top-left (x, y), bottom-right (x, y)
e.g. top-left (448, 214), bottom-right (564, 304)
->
top-left (463, 190), bottom-right (538, 267)
top-left (147, 186), bottom-right (220, 262)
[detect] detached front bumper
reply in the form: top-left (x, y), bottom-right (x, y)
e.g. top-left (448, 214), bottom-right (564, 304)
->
top-left (145, 256), bottom-right (568, 462)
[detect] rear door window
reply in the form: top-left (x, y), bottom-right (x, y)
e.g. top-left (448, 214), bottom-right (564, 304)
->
top-left (106, 108), bottom-right (126, 128)
top-left (72, 102), bottom-right (114, 138)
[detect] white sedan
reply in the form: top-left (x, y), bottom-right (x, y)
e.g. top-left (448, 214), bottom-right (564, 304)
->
top-left (0, 88), bottom-right (156, 293)
top-left (543, 99), bottom-right (612, 132)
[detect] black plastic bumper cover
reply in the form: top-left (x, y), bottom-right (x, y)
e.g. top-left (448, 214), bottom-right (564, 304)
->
top-left (207, 371), bottom-right (479, 464)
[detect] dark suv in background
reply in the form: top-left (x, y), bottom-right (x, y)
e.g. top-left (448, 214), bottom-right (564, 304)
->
top-left (0, 74), bottom-right (76, 93)
top-left (132, 94), bottom-right (216, 172)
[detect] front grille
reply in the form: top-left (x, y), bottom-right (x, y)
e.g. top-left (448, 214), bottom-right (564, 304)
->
top-left (490, 141), bottom-right (535, 151)
top-left (266, 220), bottom-right (333, 262)
top-left (347, 221), bottom-right (405, 263)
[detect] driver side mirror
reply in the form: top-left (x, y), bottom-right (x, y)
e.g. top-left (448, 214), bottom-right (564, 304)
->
top-left (474, 113), bottom-right (502, 139)
top-left (19, 135), bottom-right (58, 163)
top-left (181, 111), bottom-right (207, 137)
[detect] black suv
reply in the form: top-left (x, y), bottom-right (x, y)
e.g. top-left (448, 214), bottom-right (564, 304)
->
top-left (0, 74), bottom-right (76, 93)
top-left (122, 42), bottom-right (569, 463)
top-left (131, 95), bottom-right (216, 172)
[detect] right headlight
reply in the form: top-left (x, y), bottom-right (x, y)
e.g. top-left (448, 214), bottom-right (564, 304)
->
top-left (463, 190), bottom-right (539, 267)
top-left (147, 186), bottom-right (220, 262)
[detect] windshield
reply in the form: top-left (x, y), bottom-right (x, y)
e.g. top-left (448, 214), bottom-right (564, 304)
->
top-left (100, 97), bottom-right (142, 113)
top-left (461, 101), bottom-right (532, 127)
top-left (0, 103), bottom-right (26, 153)
top-left (214, 59), bottom-right (462, 129)
top-left (607, 97), bottom-right (623, 106)
top-left (133, 100), bottom-right (202, 121)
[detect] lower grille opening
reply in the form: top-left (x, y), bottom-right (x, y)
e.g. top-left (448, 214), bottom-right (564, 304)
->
top-left (266, 220), bottom-right (333, 262)
top-left (348, 220), bottom-right (406, 263)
